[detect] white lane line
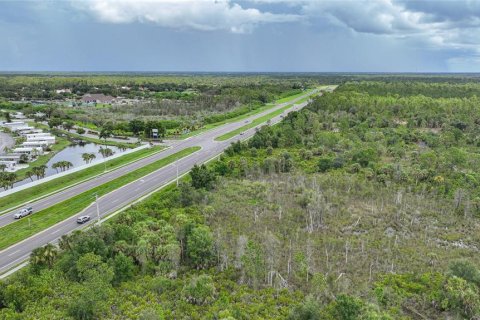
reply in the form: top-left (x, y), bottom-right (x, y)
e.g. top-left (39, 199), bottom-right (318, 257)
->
top-left (50, 229), bottom-right (62, 235)
top-left (112, 199), bottom-right (119, 203)
top-left (7, 249), bottom-right (21, 257)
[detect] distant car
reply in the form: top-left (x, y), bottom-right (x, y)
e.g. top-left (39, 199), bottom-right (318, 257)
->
top-left (76, 215), bottom-right (91, 224)
top-left (240, 132), bottom-right (244, 135)
top-left (245, 120), bottom-right (249, 123)
top-left (13, 207), bottom-right (33, 219)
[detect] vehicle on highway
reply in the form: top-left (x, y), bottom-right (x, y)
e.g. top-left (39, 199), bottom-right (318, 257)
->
top-left (13, 207), bottom-right (33, 219)
top-left (76, 215), bottom-right (91, 224)
top-left (240, 132), bottom-right (244, 135)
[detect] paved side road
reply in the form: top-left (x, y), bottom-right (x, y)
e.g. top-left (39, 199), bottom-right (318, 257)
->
top-left (0, 132), bottom-right (15, 154)
top-left (72, 125), bottom-right (140, 144)
top-left (0, 90), bottom-right (318, 275)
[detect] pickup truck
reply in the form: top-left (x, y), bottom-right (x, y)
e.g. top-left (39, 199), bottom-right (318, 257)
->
top-left (14, 207), bottom-right (33, 219)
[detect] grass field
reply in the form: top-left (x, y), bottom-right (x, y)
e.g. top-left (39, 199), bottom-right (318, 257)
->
top-left (0, 146), bottom-right (164, 213)
top-left (0, 147), bottom-right (200, 251)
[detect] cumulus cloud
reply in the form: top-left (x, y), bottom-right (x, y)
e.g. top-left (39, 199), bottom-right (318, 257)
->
top-left (301, 0), bottom-right (425, 35)
top-left (75, 0), bottom-right (480, 57)
top-left (75, 0), bottom-right (300, 33)
top-left (292, 0), bottom-right (480, 56)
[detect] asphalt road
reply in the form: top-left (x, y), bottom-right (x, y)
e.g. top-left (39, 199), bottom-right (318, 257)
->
top-left (0, 90), bottom-right (317, 275)
top-left (0, 132), bottom-right (15, 155)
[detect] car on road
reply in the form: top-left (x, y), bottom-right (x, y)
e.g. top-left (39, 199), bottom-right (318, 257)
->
top-left (13, 207), bottom-right (33, 219)
top-left (76, 215), bottom-right (91, 224)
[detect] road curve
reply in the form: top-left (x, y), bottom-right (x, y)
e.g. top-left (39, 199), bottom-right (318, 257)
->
top-left (0, 90), bottom-right (318, 275)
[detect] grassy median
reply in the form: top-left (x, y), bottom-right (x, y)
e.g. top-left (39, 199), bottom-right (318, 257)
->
top-left (174, 89), bottom-right (317, 139)
top-left (215, 89), bottom-right (319, 141)
top-left (0, 146), bottom-right (200, 251)
top-left (0, 146), bottom-right (165, 213)
top-left (215, 103), bottom-right (295, 141)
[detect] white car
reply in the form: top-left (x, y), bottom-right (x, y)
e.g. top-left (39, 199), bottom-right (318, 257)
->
top-left (76, 215), bottom-right (91, 224)
top-left (14, 207), bottom-right (33, 219)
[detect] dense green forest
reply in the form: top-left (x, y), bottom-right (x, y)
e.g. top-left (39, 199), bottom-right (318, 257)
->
top-left (2, 79), bottom-right (480, 319)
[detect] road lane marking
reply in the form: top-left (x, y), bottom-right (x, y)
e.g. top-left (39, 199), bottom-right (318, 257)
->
top-left (50, 229), bottom-right (61, 235)
top-left (7, 249), bottom-right (21, 257)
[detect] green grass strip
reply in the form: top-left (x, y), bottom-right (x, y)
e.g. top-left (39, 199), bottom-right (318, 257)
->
top-left (0, 146), bottom-right (165, 213)
top-left (215, 103), bottom-right (295, 141)
top-left (274, 90), bottom-right (313, 104)
top-left (0, 146), bottom-right (200, 251)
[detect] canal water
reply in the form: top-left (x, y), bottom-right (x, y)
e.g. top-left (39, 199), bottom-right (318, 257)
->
top-left (14, 142), bottom-right (123, 187)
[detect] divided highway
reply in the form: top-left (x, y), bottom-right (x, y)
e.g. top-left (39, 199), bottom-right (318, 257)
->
top-left (0, 90), bottom-right (318, 276)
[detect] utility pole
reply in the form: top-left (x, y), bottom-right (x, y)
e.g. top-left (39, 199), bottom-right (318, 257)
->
top-left (94, 193), bottom-right (101, 224)
top-left (103, 152), bottom-right (107, 173)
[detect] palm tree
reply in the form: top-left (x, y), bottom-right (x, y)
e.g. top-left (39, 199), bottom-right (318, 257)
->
top-left (0, 172), bottom-right (16, 190)
top-left (82, 153), bottom-right (90, 164)
top-left (0, 179), bottom-right (9, 191)
top-left (58, 234), bottom-right (72, 251)
top-left (52, 162), bottom-right (61, 173)
top-left (64, 161), bottom-right (73, 171)
top-left (135, 239), bottom-right (149, 272)
top-left (32, 165), bottom-right (47, 180)
top-left (82, 153), bottom-right (96, 164)
top-left (30, 243), bottom-right (58, 270)
top-left (99, 147), bottom-right (114, 158)
top-left (25, 170), bottom-right (34, 182)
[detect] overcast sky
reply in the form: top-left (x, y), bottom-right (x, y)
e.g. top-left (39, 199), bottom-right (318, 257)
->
top-left (1, 0), bottom-right (479, 72)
